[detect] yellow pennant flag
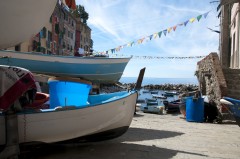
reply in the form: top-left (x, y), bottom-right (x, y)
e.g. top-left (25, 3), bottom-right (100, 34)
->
top-left (167, 27), bottom-right (172, 33)
top-left (137, 39), bottom-right (142, 44)
top-left (189, 18), bottom-right (195, 23)
top-left (153, 33), bottom-right (158, 39)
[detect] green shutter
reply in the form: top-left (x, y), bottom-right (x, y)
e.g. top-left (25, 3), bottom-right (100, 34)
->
top-left (55, 24), bottom-right (59, 34)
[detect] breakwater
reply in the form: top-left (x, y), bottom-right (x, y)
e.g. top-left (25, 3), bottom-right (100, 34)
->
top-left (101, 83), bottom-right (198, 94)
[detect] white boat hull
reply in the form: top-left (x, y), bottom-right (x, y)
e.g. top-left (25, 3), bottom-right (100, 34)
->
top-left (0, 91), bottom-right (137, 145)
top-left (0, 0), bottom-right (57, 49)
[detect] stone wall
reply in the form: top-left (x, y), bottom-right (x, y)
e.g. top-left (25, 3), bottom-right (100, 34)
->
top-left (196, 52), bottom-right (228, 107)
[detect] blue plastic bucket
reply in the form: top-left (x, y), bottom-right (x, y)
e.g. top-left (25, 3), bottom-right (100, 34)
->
top-left (186, 97), bottom-right (204, 122)
top-left (48, 80), bottom-right (92, 108)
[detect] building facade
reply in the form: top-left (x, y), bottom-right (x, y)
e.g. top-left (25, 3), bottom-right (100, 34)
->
top-left (219, 0), bottom-right (240, 69)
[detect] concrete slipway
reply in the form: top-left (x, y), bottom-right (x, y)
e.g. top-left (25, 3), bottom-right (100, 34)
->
top-left (27, 112), bottom-right (240, 159)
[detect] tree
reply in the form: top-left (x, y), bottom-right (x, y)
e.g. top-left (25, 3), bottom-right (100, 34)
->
top-left (71, 5), bottom-right (89, 24)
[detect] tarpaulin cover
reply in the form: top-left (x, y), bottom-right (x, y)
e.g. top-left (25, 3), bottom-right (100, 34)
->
top-left (0, 65), bottom-right (36, 110)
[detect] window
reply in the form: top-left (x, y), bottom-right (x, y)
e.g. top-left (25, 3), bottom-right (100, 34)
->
top-left (68, 31), bottom-right (70, 38)
top-left (63, 41), bottom-right (65, 48)
top-left (48, 31), bottom-right (52, 41)
top-left (55, 24), bottom-right (59, 34)
top-left (15, 45), bottom-right (21, 51)
top-left (42, 27), bottom-right (47, 38)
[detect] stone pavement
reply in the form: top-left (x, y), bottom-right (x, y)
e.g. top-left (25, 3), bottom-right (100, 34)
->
top-left (24, 112), bottom-right (240, 159)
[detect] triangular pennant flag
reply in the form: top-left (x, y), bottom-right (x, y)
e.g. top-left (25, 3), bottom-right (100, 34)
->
top-left (137, 39), bottom-right (141, 44)
top-left (149, 35), bottom-right (153, 40)
top-left (131, 42), bottom-right (134, 46)
top-left (197, 15), bottom-right (202, 21)
top-left (167, 27), bottom-right (172, 33)
top-left (184, 20), bottom-right (189, 26)
top-left (203, 11), bottom-right (209, 18)
top-left (137, 39), bottom-right (143, 44)
top-left (153, 33), bottom-right (158, 39)
top-left (173, 25), bottom-right (177, 31)
top-left (189, 18), bottom-right (195, 23)
top-left (111, 49), bottom-right (115, 53)
top-left (178, 23), bottom-right (184, 26)
top-left (158, 31), bottom-right (162, 38)
top-left (163, 30), bottom-right (167, 36)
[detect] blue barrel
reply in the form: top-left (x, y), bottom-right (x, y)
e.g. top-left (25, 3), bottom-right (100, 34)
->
top-left (186, 97), bottom-right (204, 122)
top-left (48, 80), bottom-right (92, 108)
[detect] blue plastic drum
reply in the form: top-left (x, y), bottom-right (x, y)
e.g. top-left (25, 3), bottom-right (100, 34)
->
top-left (186, 97), bottom-right (204, 122)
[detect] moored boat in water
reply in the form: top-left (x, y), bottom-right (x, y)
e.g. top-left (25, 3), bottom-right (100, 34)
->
top-left (152, 94), bottom-right (167, 99)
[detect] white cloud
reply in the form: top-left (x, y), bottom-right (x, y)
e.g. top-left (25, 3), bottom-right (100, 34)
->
top-left (76, 0), bottom-right (219, 78)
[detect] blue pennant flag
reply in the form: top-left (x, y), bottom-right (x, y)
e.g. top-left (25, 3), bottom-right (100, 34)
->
top-left (163, 30), bottom-right (167, 36)
top-left (149, 35), bottom-right (153, 40)
top-left (111, 49), bottom-right (115, 53)
top-left (203, 11), bottom-right (210, 18)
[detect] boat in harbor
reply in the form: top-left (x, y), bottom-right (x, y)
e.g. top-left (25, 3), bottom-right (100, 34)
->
top-left (163, 99), bottom-right (181, 113)
top-left (0, 65), bottom-right (138, 146)
top-left (141, 100), bottom-right (164, 114)
top-left (152, 94), bottom-right (167, 99)
top-left (0, 50), bottom-right (131, 83)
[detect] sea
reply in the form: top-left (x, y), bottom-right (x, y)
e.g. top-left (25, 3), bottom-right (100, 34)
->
top-left (119, 77), bottom-right (198, 85)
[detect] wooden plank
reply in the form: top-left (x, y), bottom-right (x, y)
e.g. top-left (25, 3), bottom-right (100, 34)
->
top-left (134, 67), bottom-right (146, 91)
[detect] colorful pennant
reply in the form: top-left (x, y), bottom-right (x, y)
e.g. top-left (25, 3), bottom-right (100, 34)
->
top-left (97, 11), bottom-right (210, 54)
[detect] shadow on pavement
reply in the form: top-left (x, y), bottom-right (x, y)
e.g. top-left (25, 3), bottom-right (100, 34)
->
top-left (19, 127), bottom-right (187, 159)
top-left (20, 142), bottom-right (207, 159)
top-left (116, 127), bottom-right (184, 142)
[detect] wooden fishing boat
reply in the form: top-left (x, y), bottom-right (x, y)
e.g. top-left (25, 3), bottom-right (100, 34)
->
top-left (163, 99), bottom-right (181, 113)
top-left (220, 97), bottom-right (240, 127)
top-left (0, 50), bottom-right (131, 83)
top-left (0, 66), bottom-right (138, 145)
top-left (152, 94), bottom-right (167, 99)
top-left (141, 99), bottom-right (164, 114)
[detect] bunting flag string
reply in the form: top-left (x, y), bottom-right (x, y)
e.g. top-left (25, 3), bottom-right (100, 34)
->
top-left (130, 55), bottom-right (206, 59)
top-left (95, 11), bottom-right (211, 55)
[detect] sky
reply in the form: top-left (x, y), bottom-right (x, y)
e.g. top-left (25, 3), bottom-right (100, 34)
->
top-left (76, 0), bottom-right (220, 78)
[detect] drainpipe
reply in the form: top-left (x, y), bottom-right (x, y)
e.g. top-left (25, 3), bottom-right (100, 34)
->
top-left (238, 4), bottom-right (240, 68)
